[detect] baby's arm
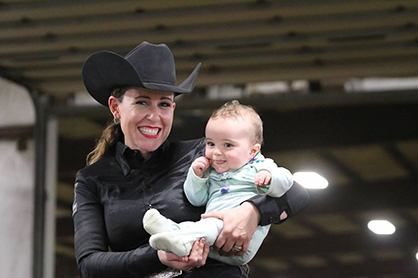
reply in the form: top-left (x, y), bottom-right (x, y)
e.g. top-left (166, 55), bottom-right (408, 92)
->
top-left (254, 170), bottom-right (272, 186)
top-left (184, 157), bottom-right (211, 207)
top-left (192, 156), bottom-right (211, 178)
top-left (254, 159), bottom-right (293, 198)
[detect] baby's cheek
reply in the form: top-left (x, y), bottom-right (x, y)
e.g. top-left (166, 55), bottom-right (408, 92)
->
top-left (205, 150), bottom-right (212, 160)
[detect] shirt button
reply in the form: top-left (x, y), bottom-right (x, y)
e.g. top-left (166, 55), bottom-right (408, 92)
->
top-left (269, 216), bottom-right (274, 223)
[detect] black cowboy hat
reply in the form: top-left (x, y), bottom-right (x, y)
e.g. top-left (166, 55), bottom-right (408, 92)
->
top-left (82, 41), bottom-right (201, 106)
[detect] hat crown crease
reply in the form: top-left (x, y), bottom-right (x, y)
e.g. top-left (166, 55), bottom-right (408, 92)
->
top-left (126, 42), bottom-right (177, 87)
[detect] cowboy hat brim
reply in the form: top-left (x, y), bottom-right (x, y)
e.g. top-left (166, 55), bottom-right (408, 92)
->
top-left (82, 51), bottom-right (201, 106)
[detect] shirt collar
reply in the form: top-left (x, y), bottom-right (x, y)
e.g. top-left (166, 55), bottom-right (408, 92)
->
top-left (114, 141), bottom-right (169, 176)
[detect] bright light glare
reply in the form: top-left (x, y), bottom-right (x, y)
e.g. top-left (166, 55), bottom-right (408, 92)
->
top-left (416, 252), bottom-right (418, 261)
top-left (367, 220), bottom-right (396, 235)
top-left (293, 172), bottom-right (328, 189)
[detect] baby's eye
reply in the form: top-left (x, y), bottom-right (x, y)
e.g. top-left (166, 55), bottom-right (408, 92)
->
top-left (224, 143), bottom-right (233, 148)
top-left (206, 142), bottom-right (215, 147)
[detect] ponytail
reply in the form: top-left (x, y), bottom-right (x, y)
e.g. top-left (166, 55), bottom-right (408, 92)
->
top-left (86, 87), bottom-right (128, 165)
top-left (86, 121), bottom-right (123, 165)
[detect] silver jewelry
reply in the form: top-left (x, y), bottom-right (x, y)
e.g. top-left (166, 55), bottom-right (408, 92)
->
top-left (114, 118), bottom-right (120, 125)
top-left (145, 268), bottom-right (182, 278)
top-left (233, 245), bottom-right (243, 252)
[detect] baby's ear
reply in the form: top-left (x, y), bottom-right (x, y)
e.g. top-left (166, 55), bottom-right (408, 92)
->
top-left (251, 143), bottom-right (261, 156)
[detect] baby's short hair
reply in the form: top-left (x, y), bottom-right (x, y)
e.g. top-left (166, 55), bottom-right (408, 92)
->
top-left (210, 100), bottom-right (264, 145)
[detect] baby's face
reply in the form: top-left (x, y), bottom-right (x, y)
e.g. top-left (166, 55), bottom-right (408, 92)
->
top-left (204, 117), bottom-right (257, 173)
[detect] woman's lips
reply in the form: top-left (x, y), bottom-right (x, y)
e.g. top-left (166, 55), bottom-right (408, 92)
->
top-left (139, 127), bottom-right (160, 138)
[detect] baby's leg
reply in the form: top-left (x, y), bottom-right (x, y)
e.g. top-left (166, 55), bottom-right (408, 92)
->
top-left (143, 208), bottom-right (181, 235)
top-left (208, 225), bottom-right (270, 265)
top-left (149, 217), bottom-right (223, 257)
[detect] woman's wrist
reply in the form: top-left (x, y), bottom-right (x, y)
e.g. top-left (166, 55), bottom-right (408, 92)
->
top-left (241, 201), bottom-right (261, 225)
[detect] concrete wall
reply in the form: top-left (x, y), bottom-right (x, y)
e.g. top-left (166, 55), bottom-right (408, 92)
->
top-left (0, 77), bottom-right (35, 278)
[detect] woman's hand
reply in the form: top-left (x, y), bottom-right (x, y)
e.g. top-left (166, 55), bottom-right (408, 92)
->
top-left (157, 238), bottom-right (209, 271)
top-left (201, 202), bottom-right (260, 256)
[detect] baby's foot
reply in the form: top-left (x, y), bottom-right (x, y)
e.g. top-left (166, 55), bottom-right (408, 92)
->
top-left (143, 209), bottom-right (179, 235)
top-left (149, 231), bottom-right (197, 257)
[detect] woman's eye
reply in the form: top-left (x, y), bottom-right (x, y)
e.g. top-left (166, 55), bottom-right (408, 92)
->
top-left (136, 101), bottom-right (147, 105)
top-left (160, 102), bottom-right (171, 107)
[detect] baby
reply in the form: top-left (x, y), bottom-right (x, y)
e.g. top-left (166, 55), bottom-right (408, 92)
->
top-left (143, 100), bottom-right (293, 265)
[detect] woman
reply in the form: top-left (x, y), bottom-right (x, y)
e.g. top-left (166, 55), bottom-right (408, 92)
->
top-left (73, 41), bottom-right (309, 278)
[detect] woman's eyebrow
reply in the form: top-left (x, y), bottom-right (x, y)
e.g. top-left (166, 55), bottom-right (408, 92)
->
top-left (161, 96), bottom-right (174, 101)
top-left (134, 96), bottom-right (173, 101)
top-left (134, 95), bottom-right (151, 100)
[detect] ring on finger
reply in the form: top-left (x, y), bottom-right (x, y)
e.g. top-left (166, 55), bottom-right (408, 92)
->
top-left (233, 245), bottom-right (243, 252)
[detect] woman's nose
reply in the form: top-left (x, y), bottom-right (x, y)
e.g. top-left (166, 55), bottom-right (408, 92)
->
top-left (146, 106), bottom-right (158, 121)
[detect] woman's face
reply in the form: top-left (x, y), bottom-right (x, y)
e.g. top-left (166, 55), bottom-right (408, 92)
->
top-left (109, 87), bottom-right (175, 159)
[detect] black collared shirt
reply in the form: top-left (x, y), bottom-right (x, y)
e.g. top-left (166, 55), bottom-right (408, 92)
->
top-left (73, 138), bottom-right (309, 277)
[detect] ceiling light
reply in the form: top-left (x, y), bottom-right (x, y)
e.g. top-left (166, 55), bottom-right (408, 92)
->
top-left (293, 172), bottom-right (328, 189)
top-left (367, 220), bottom-right (396, 235)
top-left (416, 252), bottom-right (418, 261)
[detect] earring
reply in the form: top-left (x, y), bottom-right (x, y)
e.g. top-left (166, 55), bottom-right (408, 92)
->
top-left (114, 118), bottom-right (120, 125)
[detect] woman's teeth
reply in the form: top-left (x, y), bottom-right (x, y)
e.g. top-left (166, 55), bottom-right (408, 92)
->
top-left (139, 127), bottom-right (159, 135)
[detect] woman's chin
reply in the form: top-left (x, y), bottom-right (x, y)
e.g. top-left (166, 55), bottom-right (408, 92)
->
top-left (135, 142), bottom-right (161, 154)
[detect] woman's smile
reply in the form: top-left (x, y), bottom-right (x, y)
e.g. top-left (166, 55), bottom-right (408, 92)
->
top-left (139, 126), bottom-right (161, 138)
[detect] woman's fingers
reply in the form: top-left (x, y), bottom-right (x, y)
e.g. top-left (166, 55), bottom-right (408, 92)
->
top-left (188, 238), bottom-right (208, 268)
top-left (201, 210), bottom-right (223, 220)
top-left (234, 241), bottom-right (248, 256)
top-left (158, 239), bottom-right (209, 272)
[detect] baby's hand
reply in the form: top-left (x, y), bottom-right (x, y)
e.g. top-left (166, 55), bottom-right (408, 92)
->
top-left (192, 157), bottom-right (211, 178)
top-left (254, 170), bottom-right (272, 186)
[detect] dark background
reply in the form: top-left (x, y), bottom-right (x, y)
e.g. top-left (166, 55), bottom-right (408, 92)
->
top-left (1, 1), bottom-right (417, 277)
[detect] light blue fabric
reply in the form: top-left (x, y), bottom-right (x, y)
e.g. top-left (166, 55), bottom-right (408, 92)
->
top-left (183, 152), bottom-right (293, 265)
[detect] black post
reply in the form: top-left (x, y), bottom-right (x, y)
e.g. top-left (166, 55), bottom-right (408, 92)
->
top-left (32, 94), bottom-right (51, 278)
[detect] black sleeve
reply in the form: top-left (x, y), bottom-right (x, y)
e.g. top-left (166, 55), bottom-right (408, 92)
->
top-left (247, 181), bottom-right (310, 226)
top-left (73, 172), bottom-right (166, 278)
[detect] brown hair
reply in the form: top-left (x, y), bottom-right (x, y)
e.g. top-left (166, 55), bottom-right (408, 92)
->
top-left (86, 87), bottom-right (128, 165)
top-left (210, 100), bottom-right (263, 145)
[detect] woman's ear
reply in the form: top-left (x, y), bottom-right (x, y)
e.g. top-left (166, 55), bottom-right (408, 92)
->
top-left (108, 96), bottom-right (119, 118)
top-left (250, 143), bottom-right (261, 156)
